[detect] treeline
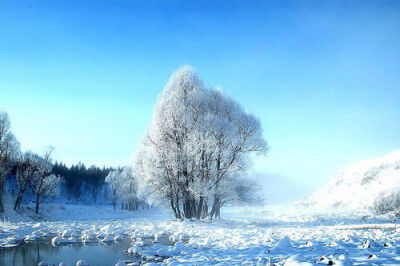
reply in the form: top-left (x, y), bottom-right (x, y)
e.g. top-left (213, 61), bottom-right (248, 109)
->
top-left (0, 112), bottom-right (62, 214)
top-left (0, 111), bottom-right (143, 214)
top-left (52, 162), bottom-right (114, 204)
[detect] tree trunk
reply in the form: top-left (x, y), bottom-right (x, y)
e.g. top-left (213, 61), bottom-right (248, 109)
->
top-left (183, 198), bottom-right (190, 218)
top-left (210, 196), bottom-right (220, 220)
top-left (170, 197), bottom-right (178, 218)
top-left (35, 192), bottom-right (40, 214)
top-left (175, 196), bottom-right (181, 219)
top-left (196, 196), bottom-right (204, 220)
top-left (0, 193), bottom-right (3, 213)
top-left (191, 198), bottom-right (197, 218)
top-left (202, 199), bottom-right (208, 219)
top-left (183, 192), bottom-right (191, 219)
top-left (14, 190), bottom-right (24, 211)
top-left (185, 199), bottom-right (195, 219)
top-left (0, 177), bottom-right (4, 213)
top-left (215, 205), bottom-right (221, 218)
top-left (183, 192), bottom-right (198, 219)
top-left (210, 204), bottom-right (215, 220)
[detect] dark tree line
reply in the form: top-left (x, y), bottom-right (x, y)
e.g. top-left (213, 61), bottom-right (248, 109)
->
top-left (52, 162), bottom-right (115, 204)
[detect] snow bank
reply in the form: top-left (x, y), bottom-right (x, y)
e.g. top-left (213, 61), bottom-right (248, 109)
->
top-left (298, 150), bottom-right (400, 216)
top-left (0, 203), bottom-right (164, 222)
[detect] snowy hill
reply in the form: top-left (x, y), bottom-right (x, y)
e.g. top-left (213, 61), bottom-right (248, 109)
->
top-left (298, 150), bottom-right (400, 215)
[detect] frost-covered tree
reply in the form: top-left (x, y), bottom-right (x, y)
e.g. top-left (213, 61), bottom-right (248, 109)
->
top-left (105, 169), bottom-right (123, 211)
top-left (118, 166), bottom-right (140, 211)
top-left (216, 175), bottom-right (262, 213)
top-left (195, 89), bottom-right (267, 219)
top-left (14, 152), bottom-right (41, 211)
top-left (134, 65), bottom-right (205, 219)
top-left (133, 65), bottom-right (267, 219)
top-left (0, 112), bottom-right (20, 212)
top-left (31, 147), bottom-right (62, 214)
top-left (33, 174), bottom-right (62, 213)
top-left (106, 167), bottom-right (141, 212)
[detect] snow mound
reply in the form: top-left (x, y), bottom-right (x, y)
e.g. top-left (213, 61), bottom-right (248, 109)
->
top-left (284, 254), bottom-right (312, 266)
top-left (269, 236), bottom-right (294, 253)
top-left (299, 150), bottom-right (400, 215)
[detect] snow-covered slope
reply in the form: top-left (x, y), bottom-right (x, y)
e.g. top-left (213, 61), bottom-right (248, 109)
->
top-left (299, 150), bottom-right (400, 215)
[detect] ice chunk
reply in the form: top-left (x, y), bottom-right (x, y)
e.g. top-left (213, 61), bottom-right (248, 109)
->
top-left (61, 230), bottom-right (73, 238)
top-left (361, 239), bottom-right (379, 248)
top-left (67, 237), bottom-right (77, 243)
top-left (256, 257), bottom-right (269, 265)
top-left (101, 235), bottom-right (114, 242)
top-left (114, 234), bottom-right (123, 241)
top-left (127, 244), bottom-right (141, 254)
top-left (76, 260), bottom-right (89, 266)
top-left (284, 254), bottom-right (312, 266)
top-left (269, 236), bottom-right (293, 253)
top-left (81, 233), bottom-right (96, 243)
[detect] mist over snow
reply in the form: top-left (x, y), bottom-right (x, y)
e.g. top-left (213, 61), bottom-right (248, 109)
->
top-left (298, 150), bottom-right (400, 216)
top-left (251, 172), bottom-right (311, 205)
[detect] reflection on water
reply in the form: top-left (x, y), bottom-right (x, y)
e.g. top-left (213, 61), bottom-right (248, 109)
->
top-left (0, 238), bottom-right (139, 266)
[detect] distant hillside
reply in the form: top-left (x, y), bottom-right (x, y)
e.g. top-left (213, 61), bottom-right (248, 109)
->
top-left (297, 151), bottom-right (400, 215)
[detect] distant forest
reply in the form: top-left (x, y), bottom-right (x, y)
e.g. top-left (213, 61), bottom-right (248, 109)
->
top-left (5, 162), bottom-right (116, 205)
top-left (52, 162), bottom-right (115, 204)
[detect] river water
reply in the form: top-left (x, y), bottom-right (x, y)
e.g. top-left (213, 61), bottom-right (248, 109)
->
top-left (0, 237), bottom-right (155, 266)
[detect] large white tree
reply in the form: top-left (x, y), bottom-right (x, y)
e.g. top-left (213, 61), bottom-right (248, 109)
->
top-left (133, 66), bottom-right (267, 219)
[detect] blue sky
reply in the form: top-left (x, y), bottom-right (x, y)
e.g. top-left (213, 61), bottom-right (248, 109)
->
top-left (1, 0), bottom-right (399, 197)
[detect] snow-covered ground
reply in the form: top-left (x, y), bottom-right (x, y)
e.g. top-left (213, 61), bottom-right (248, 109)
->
top-left (299, 150), bottom-right (400, 215)
top-left (1, 205), bottom-right (400, 265)
top-left (3, 148), bottom-right (400, 265)
top-left (0, 203), bottom-right (161, 222)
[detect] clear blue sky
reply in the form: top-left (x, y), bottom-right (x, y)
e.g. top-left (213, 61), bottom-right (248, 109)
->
top-left (1, 0), bottom-right (399, 195)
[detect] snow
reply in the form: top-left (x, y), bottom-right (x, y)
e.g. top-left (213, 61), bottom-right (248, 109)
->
top-left (0, 203), bottom-right (156, 222)
top-left (114, 234), bottom-right (123, 241)
top-left (101, 234), bottom-right (114, 242)
top-left (284, 254), bottom-right (312, 266)
top-left (298, 150), bottom-right (400, 215)
top-left (1, 204), bottom-right (400, 265)
top-left (269, 236), bottom-right (294, 253)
